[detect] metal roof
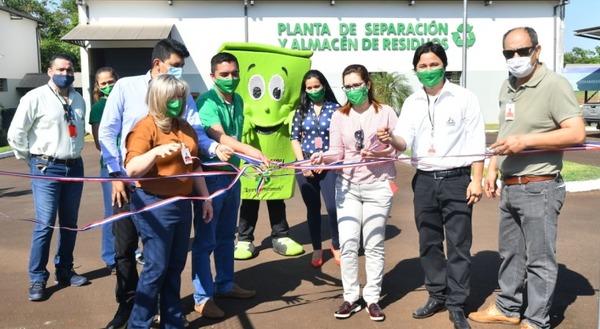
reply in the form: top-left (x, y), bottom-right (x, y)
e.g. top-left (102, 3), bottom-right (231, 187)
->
top-left (574, 26), bottom-right (600, 41)
top-left (61, 24), bottom-right (173, 47)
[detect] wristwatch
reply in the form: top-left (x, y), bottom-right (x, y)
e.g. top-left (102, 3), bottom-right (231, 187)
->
top-left (109, 172), bottom-right (122, 178)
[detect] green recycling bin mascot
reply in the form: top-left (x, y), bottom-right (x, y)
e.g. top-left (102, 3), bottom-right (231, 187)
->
top-left (218, 43), bottom-right (313, 259)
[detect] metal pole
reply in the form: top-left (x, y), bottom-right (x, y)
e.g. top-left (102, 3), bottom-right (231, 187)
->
top-left (461, 0), bottom-right (468, 87)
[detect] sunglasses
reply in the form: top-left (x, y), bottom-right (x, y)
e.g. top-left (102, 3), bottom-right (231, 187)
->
top-left (342, 81), bottom-right (365, 92)
top-left (502, 46), bottom-right (535, 60)
top-left (355, 129), bottom-right (364, 151)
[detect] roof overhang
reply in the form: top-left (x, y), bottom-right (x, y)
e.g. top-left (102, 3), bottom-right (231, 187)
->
top-left (61, 24), bottom-right (173, 47)
top-left (574, 26), bottom-right (600, 42)
top-left (562, 64), bottom-right (600, 92)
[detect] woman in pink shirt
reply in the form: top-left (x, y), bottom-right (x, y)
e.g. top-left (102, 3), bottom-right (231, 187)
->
top-left (313, 64), bottom-right (397, 322)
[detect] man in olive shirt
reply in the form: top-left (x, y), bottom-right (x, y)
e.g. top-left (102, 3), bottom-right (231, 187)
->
top-left (469, 27), bottom-right (585, 329)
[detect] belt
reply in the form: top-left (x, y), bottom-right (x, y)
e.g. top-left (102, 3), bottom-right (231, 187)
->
top-left (416, 166), bottom-right (471, 179)
top-left (502, 174), bottom-right (557, 185)
top-left (31, 154), bottom-right (80, 166)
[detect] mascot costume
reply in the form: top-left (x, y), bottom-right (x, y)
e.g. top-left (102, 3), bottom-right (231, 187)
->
top-left (217, 43), bottom-right (313, 259)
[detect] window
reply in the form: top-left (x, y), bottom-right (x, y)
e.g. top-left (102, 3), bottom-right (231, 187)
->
top-left (0, 78), bottom-right (6, 92)
top-left (445, 71), bottom-right (462, 85)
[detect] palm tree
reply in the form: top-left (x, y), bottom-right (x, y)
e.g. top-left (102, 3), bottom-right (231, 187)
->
top-left (370, 71), bottom-right (412, 115)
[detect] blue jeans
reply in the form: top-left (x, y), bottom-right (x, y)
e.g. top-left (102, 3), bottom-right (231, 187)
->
top-left (100, 167), bottom-right (115, 267)
top-left (192, 175), bottom-right (239, 305)
top-left (28, 156), bottom-right (84, 283)
top-left (296, 170), bottom-right (339, 250)
top-left (495, 176), bottom-right (565, 329)
top-left (128, 188), bottom-right (192, 329)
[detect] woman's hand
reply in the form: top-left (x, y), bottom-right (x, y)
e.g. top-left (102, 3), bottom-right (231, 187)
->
top-left (202, 200), bottom-right (214, 223)
top-left (153, 142), bottom-right (181, 158)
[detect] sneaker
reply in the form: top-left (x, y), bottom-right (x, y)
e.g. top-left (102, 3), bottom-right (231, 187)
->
top-left (272, 237), bottom-right (304, 256)
top-left (54, 268), bottom-right (88, 286)
top-left (136, 254), bottom-right (145, 266)
top-left (105, 303), bottom-right (132, 329)
top-left (194, 299), bottom-right (224, 319)
top-left (234, 241), bottom-right (258, 260)
top-left (215, 283), bottom-right (256, 299)
top-left (28, 281), bottom-right (46, 301)
top-left (334, 300), bottom-right (362, 319)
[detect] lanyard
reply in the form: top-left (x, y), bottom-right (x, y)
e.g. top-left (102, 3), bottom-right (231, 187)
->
top-left (48, 84), bottom-right (74, 123)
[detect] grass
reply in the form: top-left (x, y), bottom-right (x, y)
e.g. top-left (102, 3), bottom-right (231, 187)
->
top-left (561, 161), bottom-right (600, 182)
top-left (0, 145), bottom-right (10, 153)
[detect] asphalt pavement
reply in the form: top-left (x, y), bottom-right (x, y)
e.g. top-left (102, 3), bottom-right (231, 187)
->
top-left (0, 140), bottom-right (598, 329)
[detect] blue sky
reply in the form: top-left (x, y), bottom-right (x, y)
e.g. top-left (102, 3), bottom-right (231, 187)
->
top-left (563, 0), bottom-right (599, 52)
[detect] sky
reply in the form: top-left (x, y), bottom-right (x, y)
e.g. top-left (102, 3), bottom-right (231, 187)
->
top-left (563, 0), bottom-right (599, 52)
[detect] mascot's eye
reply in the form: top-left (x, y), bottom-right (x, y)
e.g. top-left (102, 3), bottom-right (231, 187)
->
top-left (269, 75), bottom-right (284, 101)
top-left (248, 75), bottom-right (265, 101)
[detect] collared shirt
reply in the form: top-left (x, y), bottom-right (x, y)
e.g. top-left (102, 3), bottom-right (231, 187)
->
top-left (395, 80), bottom-right (485, 171)
top-left (99, 71), bottom-right (218, 174)
top-left (8, 82), bottom-right (86, 161)
top-left (328, 103), bottom-right (398, 184)
top-left (197, 86), bottom-right (244, 168)
top-left (290, 100), bottom-right (339, 157)
top-left (496, 63), bottom-right (582, 176)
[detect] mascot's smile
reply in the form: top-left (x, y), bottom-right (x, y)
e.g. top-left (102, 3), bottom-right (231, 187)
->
top-left (255, 123), bottom-right (283, 135)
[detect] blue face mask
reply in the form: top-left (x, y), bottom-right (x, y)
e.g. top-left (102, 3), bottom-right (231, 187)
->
top-left (168, 66), bottom-right (183, 79)
top-left (52, 74), bottom-right (75, 89)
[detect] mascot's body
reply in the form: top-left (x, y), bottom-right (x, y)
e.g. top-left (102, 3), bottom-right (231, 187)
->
top-left (218, 43), bottom-right (313, 258)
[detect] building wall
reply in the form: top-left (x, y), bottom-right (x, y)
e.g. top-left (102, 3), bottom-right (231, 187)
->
top-left (80, 0), bottom-right (566, 124)
top-left (0, 10), bottom-right (40, 109)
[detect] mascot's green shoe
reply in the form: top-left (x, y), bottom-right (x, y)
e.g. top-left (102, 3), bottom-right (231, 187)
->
top-left (234, 241), bottom-right (257, 260)
top-left (272, 237), bottom-right (304, 256)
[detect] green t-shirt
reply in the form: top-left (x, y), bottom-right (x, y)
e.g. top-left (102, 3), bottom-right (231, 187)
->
top-left (196, 87), bottom-right (244, 169)
top-left (89, 97), bottom-right (106, 124)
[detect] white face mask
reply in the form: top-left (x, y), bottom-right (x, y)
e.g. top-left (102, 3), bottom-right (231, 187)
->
top-left (506, 56), bottom-right (535, 78)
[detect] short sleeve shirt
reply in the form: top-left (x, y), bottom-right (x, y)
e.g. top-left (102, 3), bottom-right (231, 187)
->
top-left (290, 100), bottom-right (339, 158)
top-left (89, 98), bottom-right (106, 124)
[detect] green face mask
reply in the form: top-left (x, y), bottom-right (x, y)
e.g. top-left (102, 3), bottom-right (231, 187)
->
top-left (166, 99), bottom-right (183, 118)
top-left (345, 86), bottom-right (368, 106)
top-left (307, 88), bottom-right (325, 103)
top-left (214, 78), bottom-right (240, 94)
top-left (416, 68), bottom-right (445, 88)
top-left (100, 85), bottom-right (113, 96)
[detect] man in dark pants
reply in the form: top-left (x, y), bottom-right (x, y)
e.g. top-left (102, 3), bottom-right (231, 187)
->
top-left (99, 39), bottom-right (229, 329)
top-left (378, 42), bottom-right (485, 329)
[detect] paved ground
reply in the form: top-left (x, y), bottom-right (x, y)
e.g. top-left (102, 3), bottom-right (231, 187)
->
top-left (0, 138), bottom-right (598, 329)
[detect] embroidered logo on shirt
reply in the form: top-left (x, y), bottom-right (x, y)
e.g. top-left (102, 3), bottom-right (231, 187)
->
top-left (446, 117), bottom-right (456, 126)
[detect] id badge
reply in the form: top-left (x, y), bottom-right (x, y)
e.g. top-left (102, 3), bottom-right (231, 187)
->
top-left (181, 144), bottom-right (193, 165)
top-left (68, 124), bottom-right (77, 137)
top-left (505, 102), bottom-right (515, 121)
top-left (314, 137), bottom-right (323, 149)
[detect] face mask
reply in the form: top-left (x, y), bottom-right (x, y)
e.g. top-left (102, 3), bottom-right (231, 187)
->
top-left (416, 68), bottom-right (445, 88)
top-left (166, 99), bottom-right (183, 118)
top-left (307, 88), bottom-right (325, 103)
top-left (506, 56), bottom-right (535, 78)
top-left (52, 74), bottom-right (75, 89)
top-left (345, 86), bottom-right (368, 106)
top-left (214, 78), bottom-right (240, 94)
top-left (167, 66), bottom-right (183, 79)
top-left (100, 85), bottom-right (113, 96)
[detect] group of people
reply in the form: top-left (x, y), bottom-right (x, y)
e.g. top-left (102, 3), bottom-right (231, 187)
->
top-left (6, 26), bottom-right (585, 329)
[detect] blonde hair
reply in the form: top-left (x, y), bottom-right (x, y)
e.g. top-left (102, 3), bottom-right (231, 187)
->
top-left (146, 74), bottom-right (189, 133)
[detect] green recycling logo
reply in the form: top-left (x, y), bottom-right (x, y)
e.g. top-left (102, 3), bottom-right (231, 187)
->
top-left (452, 23), bottom-right (476, 48)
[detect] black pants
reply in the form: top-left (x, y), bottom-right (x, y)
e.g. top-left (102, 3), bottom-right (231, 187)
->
top-left (412, 172), bottom-right (473, 311)
top-left (237, 199), bottom-right (289, 242)
top-left (112, 202), bottom-right (138, 305)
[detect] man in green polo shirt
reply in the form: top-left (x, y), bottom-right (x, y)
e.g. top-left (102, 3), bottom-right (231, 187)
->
top-left (191, 52), bottom-right (266, 319)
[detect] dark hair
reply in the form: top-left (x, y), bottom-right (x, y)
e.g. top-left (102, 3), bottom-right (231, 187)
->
top-left (93, 67), bottom-right (119, 103)
top-left (49, 54), bottom-right (76, 69)
top-left (151, 38), bottom-right (190, 65)
top-left (502, 26), bottom-right (539, 48)
top-left (297, 70), bottom-right (339, 121)
top-left (210, 52), bottom-right (239, 73)
top-left (412, 42), bottom-right (448, 70)
top-left (339, 64), bottom-right (381, 115)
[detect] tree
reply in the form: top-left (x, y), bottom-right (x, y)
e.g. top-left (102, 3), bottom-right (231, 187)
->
top-left (370, 71), bottom-right (412, 115)
top-left (564, 46), bottom-right (600, 64)
top-left (3, 0), bottom-right (80, 71)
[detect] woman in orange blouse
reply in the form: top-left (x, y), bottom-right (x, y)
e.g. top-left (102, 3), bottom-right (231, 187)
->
top-left (124, 74), bottom-right (213, 328)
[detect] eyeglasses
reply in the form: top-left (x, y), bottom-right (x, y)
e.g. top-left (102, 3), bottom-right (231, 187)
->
top-left (355, 129), bottom-right (364, 150)
top-left (502, 46), bottom-right (535, 59)
top-left (342, 81), bottom-right (365, 92)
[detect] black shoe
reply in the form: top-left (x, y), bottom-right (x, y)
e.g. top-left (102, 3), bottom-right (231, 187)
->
top-left (54, 268), bottom-right (88, 286)
top-left (28, 281), bottom-right (46, 301)
top-left (412, 300), bottom-right (447, 319)
top-left (106, 303), bottom-right (132, 329)
top-left (107, 264), bottom-right (116, 275)
top-left (449, 310), bottom-right (471, 329)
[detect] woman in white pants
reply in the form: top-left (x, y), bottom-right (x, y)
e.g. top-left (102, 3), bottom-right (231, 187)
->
top-left (313, 64), bottom-right (397, 321)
